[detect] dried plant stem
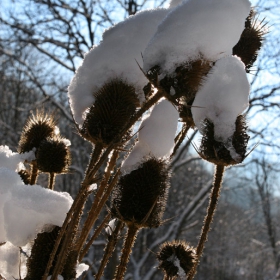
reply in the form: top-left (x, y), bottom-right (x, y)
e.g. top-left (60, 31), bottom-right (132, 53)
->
top-left (171, 123), bottom-right (190, 157)
top-left (187, 164), bottom-right (225, 280)
top-left (42, 144), bottom-right (103, 280)
top-left (79, 214), bottom-right (111, 262)
top-left (76, 150), bottom-right (119, 253)
top-left (114, 225), bottom-right (139, 280)
top-left (30, 161), bottom-right (38, 185)
top-left (95, 220), bottom-right (124, 280)
top-left (48, 173), bottom-right (56, 190)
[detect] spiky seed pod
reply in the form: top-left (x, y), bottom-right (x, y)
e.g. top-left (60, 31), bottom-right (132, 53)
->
top-left (111, 158), bottom-right (170, 228)
top-left (25, 226), bottom-right (61, 280)
top-left (36, 136), bottom-right (71, 174)
top-left (233, 9), bottom-right (267, 73)
top-left (18, 169), bottom-right (31, 185)
top-left (18, 111), bottom-right (57, 154)
top-left (199, 115), bottom-right (249, 166)
top-left (81, 79), bottom-right (140, 146)
top-left (146, 59), bottom-right (212, 105)
top-left (178, 97), bottom-right (195, 128)
top-left (157, 240), bottom-right (197, 279)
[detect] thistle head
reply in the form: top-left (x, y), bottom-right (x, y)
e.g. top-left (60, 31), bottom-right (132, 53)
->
top-left (157, 240), bottom-right (197, 279)
top-left (80, 79), bottom-right (139, 147)
top-left (111, 157), bottom-right (170, 228)
top-left (199, 115), bottom-right (249, 166)
top-left (18, 110), bottom-right (57, 154)
top-left (233, 9), bottom-right (267, 73)
top-left (36, 136), bottom-right (71, 174)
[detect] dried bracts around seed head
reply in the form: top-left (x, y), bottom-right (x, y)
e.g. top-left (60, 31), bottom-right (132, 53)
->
top-left (36, 136), bottom-right (71, 174)
top-left (233, 9), bottom-right (268, 73)
top-left (199, 116), bottom-right (249, 166)
top-left (80, 79), bottom-right (139, 147)
top-left (18, 111), bottom-right (57, 154)
top-left (143, 0), bottom-right (250, 124)
top-left (68, 8), bottom-right (171, 127)
top-left (157, 240), bottom-right (197, 279)
top-left (111, 157), bottom-right (170, 228)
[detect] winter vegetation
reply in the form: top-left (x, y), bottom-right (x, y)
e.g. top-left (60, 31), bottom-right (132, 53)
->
top-left (0, 0), bottom-right (280, 279)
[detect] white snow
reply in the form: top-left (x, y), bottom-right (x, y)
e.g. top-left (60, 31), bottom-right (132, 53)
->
top-left (105, 218), bottom-right (117, 236)
top-left (168, 0), bottom-right (183, 8)
top-left (61, 138), bottom-right (71, 147)
top-left (191, 56), bottom-right (250, 159)
top-left (143, 0), bottom-right (251, 74)
top-left (122, 99), bottom-right (178, 172)
top-left (76, 263), bottom-right (89, 278)
top-left (0, 145), bottom-right (35, 172)
top-left (68, 8), bottom-right (170, 125)
top-left (0, 168), bottom-right (73, 246)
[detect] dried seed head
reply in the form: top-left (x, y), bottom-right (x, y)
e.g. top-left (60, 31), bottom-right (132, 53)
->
top-left (81, 79), bottom-right (140, 146)
top-left (178, 97), bottom-right (195, 128)
top-left (36, 136), bottom-right (71, 174)
top-left (233, 9), bottom-right (267, 73)
top-left (18, 169), bottom-right (31, 185)
top-left (111, 157), bottom-right (170, 228)
top-left (199, 115), bottom-right (249, 166)
top-left (157, 240), bottom-right (197, 279)
top-left (146, 59), bottom-right (211, 105)
top-left (18, 111), bottom-right (57, 154)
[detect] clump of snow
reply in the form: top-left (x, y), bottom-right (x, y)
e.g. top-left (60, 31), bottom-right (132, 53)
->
top-left (89, 183), bottom-right (97, 191)
top-left (0, 168), bottom-right (73, 246)
top-left (168, 0), bottom-right (183, 8)
top-left (0, 242), bottom-right (21, 280)
top-left (191, 56), bottom-right (250, 157)
top-left (105, 219), bottom-right (117, 236)
top-left (143, 0), bottom-right (251, 74)
top-left (0, 145), bottom-right (35, 172)
top-left (76, 263), bottom-right (89, 278)
top-left (61, 138), bottom-right (71, 147)
top-left (122, 99), bottom-right (178, 173)
top-left (68, 8), bottom-right (170, 125)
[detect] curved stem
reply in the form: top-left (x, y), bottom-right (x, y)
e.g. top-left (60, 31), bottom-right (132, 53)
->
top-left (114, 225), bottom-right (139, 280)
top-left (95, 220), bottom-right (124, 280)
top-left (170, 123), bottom-right (190, 158)
top-left (187, 164), bottom-right (225, 280)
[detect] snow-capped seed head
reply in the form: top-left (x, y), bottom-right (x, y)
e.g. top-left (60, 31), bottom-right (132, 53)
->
top-left (111, 157), bottom-right (170, 228)
top-left (233, 9), bottom-right (267, 73)
top-left (36, 136), bottom-right (71, 174)
top-left (199, 115), bottom-right (249, 166)
top-left (157, 240), bottom-right (197, 278)
top-left (18, 169), bottom-right (31, 185)
top-left (18, 111), bottom-right (57, 154)
top-left (80, 79), bottom-right (139, 146)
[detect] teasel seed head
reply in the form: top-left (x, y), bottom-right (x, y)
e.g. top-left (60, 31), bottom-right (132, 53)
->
top-left (18, 111), bottom-right (57, 154)
top-left (18, 169), bottom-right (31, 185)
top-left (157, 240), bottom-right (197, 279)
top-left (199, 115), bottom-right (249, 166)
top-left (36, 136), bottom-right (71, 174)
top-left (178, 97), bottom-right (196, 128)
top-left (146, 59), bottom-right (212, 105)
top-left (233, 9), bottom-right (267, 73)
top-left (80, 79), bottom-right (140, 147)
top-left (111, 157), bottom-right (170, 228)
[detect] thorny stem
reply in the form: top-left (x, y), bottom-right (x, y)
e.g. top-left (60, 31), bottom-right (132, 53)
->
top-left (114, 225), bottom-right (139, 280)
top-left (95, 220), bottom-right (125, 280)
top-left (187, 164), bottom-right (225, 280)
top-left (170, 123), bottom-right (190, 158)
top-left (79, 214), bottom-right (111, 262)
top-left (48, 173), bottom-right (56, 190)
top-left (76, 150), bottom-right (119, 254)
top-left (30, 161), bottom-right (38, 185)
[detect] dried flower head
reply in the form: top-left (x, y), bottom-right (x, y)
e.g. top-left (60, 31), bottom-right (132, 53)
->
top-left (81, 79), bottom-right (139, 146)
top-left (233, 9), bottom-right (267, 73)
top-left (18, 111), bottom-right (57, 154)
top-left (36, 136), bottom-right (71, 174)
top-left (199, 115), bottom-right (249, 166)
top-left (111, 157), bottom-right (170, 228)
top-left (157, 240), bottom-right (197, 279)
